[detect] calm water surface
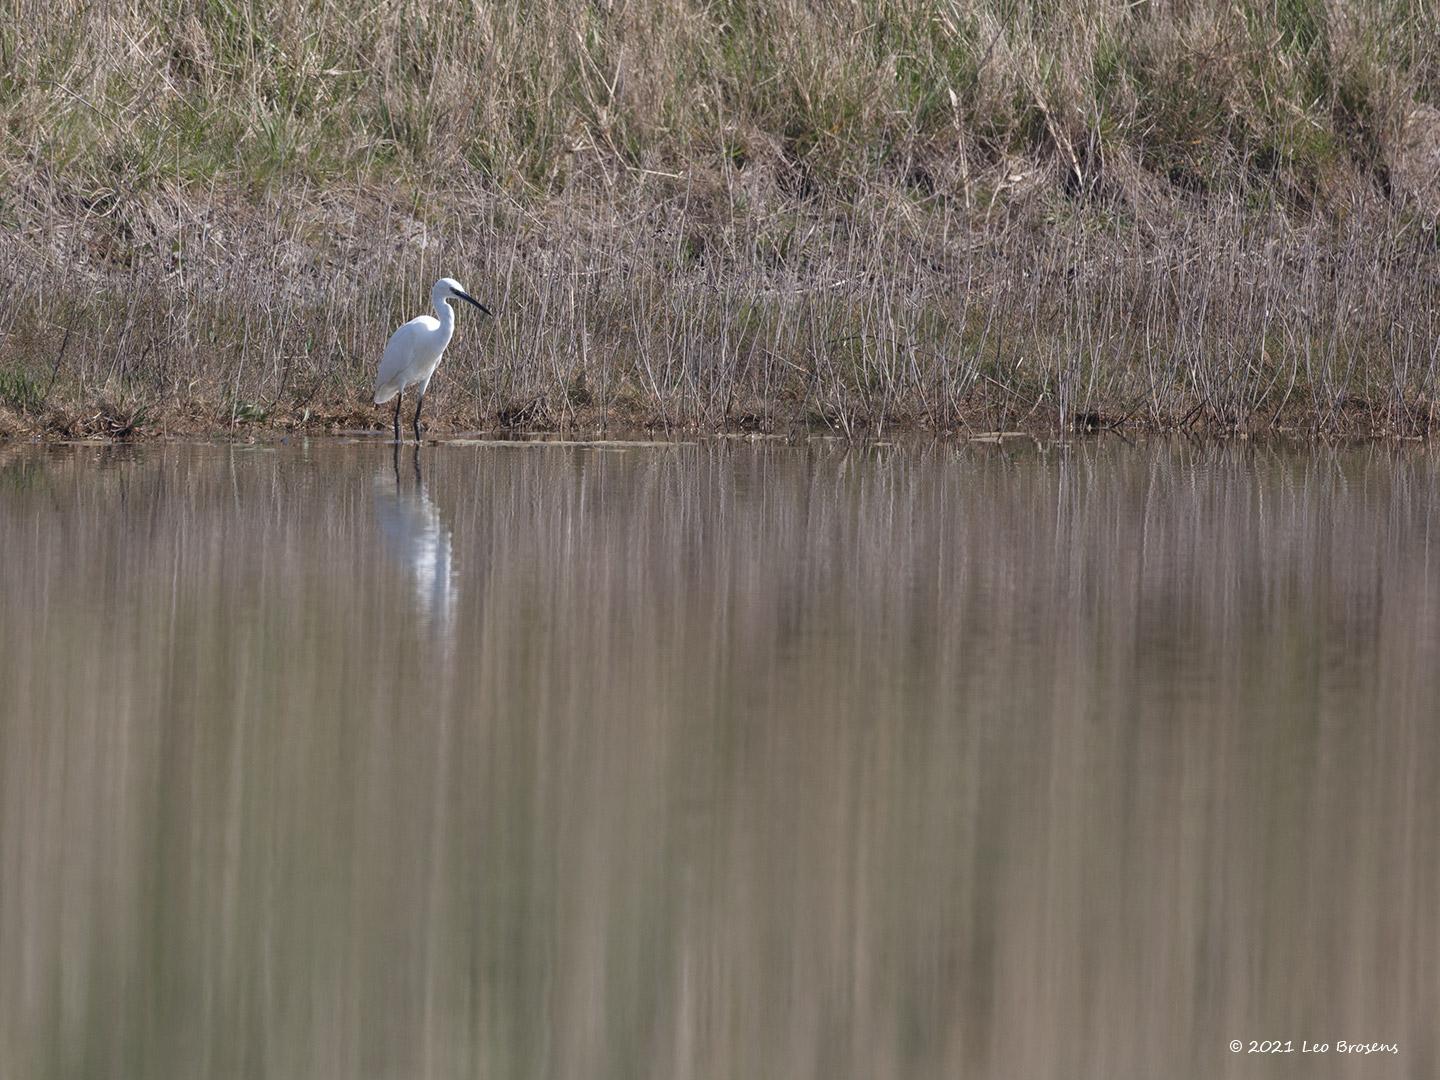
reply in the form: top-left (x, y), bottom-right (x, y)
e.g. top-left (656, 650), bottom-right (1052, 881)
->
top-left (1, 439), bottom-right (1437, 1079)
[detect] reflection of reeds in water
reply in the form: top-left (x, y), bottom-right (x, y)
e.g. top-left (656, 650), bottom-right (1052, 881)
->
top-left (0, 442), bottom-right (1437, 1078)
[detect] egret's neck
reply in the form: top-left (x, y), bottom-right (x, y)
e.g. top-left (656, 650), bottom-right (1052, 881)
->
top-left (434, 296), bottom-right (456, 331)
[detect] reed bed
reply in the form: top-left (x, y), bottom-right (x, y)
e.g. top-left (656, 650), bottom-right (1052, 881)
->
top-left (1, 0), bottom-right (1438, 437)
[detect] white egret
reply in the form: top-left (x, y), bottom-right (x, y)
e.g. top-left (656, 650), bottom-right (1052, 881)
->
top-left (373, 277), bottom-right (492, 440)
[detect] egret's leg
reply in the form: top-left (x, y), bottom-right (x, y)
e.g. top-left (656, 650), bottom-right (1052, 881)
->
top-left (393, 392), bottom-right (402, 442)
top-left (413, 392), bottom-right (425, 441)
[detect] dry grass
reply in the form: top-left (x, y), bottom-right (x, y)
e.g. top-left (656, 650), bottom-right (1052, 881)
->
top-left (1, 0), bottom-right (1438, 438)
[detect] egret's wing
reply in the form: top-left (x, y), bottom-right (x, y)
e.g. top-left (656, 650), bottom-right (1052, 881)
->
top-left (372, 325), bottom-right (415, 403)
top-left (371, 319), bottom-right (437, 408)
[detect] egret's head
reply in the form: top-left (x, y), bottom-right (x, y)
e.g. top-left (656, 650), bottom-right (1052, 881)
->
top-left (434, 277), bottom-right (493, 317)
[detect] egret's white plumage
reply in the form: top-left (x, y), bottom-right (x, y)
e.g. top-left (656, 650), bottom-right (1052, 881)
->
top-left (374, 276), bottom-right (491, 439)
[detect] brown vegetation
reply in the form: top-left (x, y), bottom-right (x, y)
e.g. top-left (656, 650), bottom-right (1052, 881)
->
top-left (1, 0), bottom-right (1438, 438)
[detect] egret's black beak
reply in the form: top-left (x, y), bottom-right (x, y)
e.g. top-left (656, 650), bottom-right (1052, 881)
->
top-left (453, 289), bottom-right (493, 317)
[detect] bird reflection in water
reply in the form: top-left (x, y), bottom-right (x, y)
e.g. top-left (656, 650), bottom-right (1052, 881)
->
top-left (373, 444), bottom-right (457, 634)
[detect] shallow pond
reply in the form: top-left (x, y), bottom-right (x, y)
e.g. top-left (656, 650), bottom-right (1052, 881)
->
top-left (1, 438), bottom-right (1437, 1078)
